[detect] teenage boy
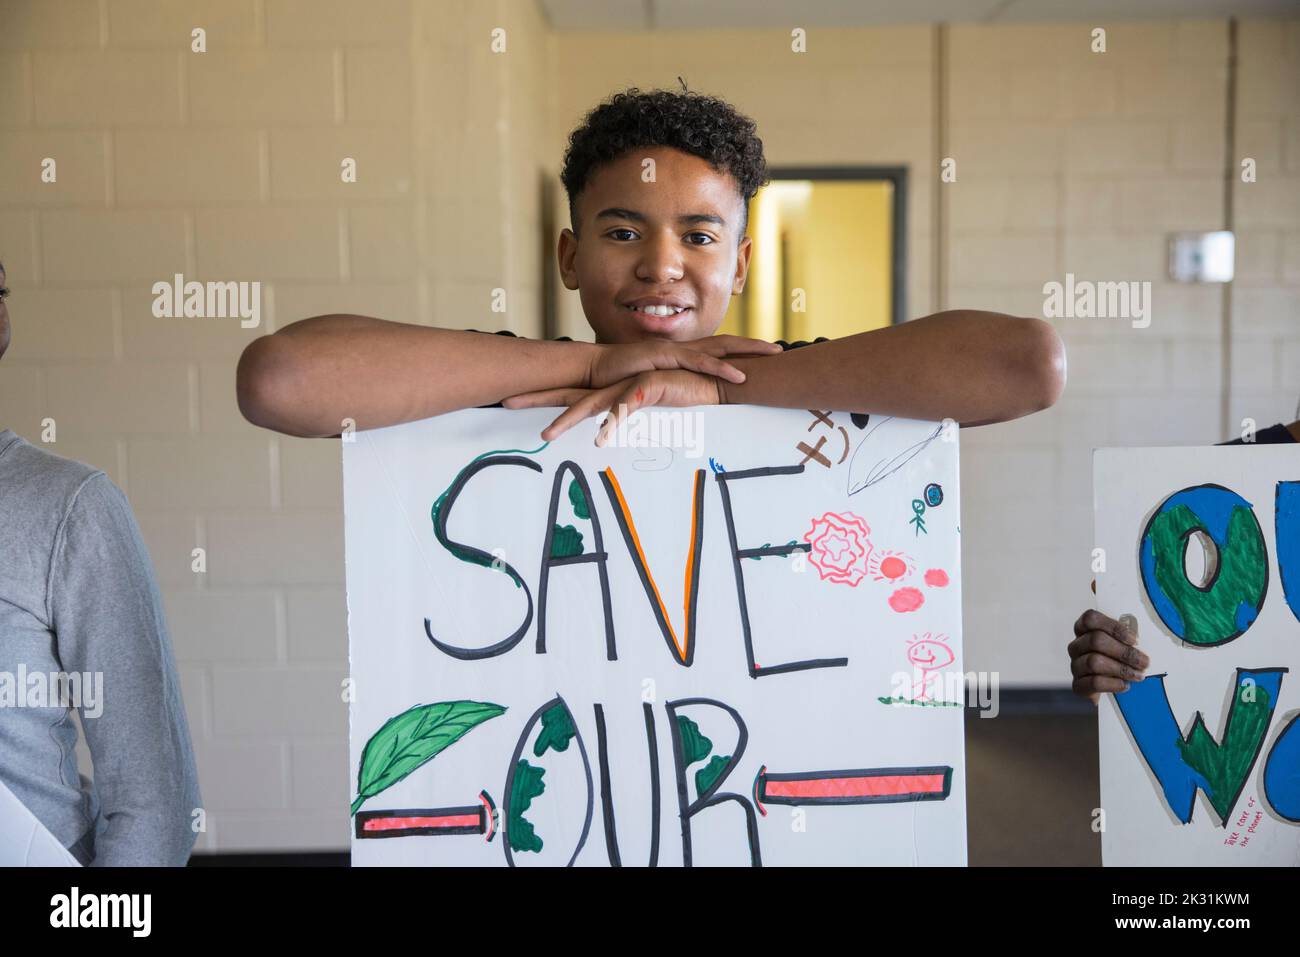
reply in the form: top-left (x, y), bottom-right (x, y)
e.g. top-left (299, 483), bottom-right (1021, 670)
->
top-left (237, 89), bottom-right (1065, 440)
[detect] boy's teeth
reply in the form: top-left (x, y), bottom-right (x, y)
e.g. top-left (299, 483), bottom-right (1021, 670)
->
top-left (629, 304), bottom-right (684, 316)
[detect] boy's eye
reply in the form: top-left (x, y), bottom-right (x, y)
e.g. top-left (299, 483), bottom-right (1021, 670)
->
top-left (605, 229), bottom-right (716, 245)
top-left (0, 287), bottom-right (9, 301)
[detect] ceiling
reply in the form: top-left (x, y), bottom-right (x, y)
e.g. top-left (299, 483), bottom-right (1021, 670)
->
top-left (538, 0), bottom-right (1298, 31)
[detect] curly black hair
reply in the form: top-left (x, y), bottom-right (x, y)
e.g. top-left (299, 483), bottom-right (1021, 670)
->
top-left (560, 88), bottom-right (768, 238)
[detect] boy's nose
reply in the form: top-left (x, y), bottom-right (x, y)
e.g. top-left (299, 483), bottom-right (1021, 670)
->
top-left (634, 234), bottom-right (684, 283)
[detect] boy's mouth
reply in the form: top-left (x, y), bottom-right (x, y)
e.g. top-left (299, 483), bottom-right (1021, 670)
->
top-left (622, 297), bottom-right (694, 331)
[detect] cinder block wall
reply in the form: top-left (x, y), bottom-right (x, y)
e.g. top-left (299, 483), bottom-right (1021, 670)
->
top-left (0, 3), bottom-right (1296, 851)
top-left (0, 0), bottom-right (551, 852)
top-left (946, 20), bottom-right (1299, 684)
top-left (950, 20), bottom-right (1230, 683)
top-left (1231, 21), bottom-right (1300, 443)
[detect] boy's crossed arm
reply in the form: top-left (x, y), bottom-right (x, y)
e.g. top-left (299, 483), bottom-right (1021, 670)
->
top-left (237, 311), bottom-right (1064, 441)
top-left (723, 310), bottom-right (1065, 427)
top-left (236, 315), bottom-right (778, 437)
top-left (507, 311), bottom-right (1066, 444)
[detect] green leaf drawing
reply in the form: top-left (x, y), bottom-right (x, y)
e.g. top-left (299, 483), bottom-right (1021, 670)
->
top-left (568, 478), bottom-right (590, 519)
top-left (351, 700), bottom-right (505, 815)
top-left (876, 695), bottom-right (962, 708)
top-left (533, 701), bottom-right (577, 756)
top-left (676, 715), bottom-right (713, 765)
top-left (676, 715), bottom-right (732, 796)
top-left (508, 759), bottom-right (547, 853)
top-left (743, 539), bottom-right (798, 561)
top-left (549, 523), bottom-right (584, 558)
top-left (695, 754), bottom-right (730, 796)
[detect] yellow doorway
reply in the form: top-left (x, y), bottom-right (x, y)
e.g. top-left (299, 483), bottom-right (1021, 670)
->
top-left (721, 175), bottom-right (899, 341)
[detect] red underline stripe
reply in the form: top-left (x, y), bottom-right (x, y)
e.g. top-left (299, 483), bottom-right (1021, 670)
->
top-left (362, 813), bottom-right (480, 832)
top-left (765, 773), bottom-right (946, 799)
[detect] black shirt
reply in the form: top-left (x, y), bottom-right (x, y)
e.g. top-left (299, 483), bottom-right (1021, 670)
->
top-left (466, 328), bottom-right (830, 409)
top-left (1219, 423), bottom-right (1297, 445)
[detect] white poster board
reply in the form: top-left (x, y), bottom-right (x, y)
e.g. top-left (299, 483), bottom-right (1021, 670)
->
top-left (0, 777), bottom-right (81, 866)
top-left (1095, 446), bottom-right (1300, 865)
top-left (344, 406), bottom-right (966, 866)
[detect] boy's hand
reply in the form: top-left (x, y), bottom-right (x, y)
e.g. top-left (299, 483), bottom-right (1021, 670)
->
top-left (586, 336), bottom-right (781, 391)
top-left (1068, 609), bottom-right (1149, 704)
top-left (503, 369), bottom-right (723, 444)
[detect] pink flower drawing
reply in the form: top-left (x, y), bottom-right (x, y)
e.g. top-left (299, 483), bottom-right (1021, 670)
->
top-left (804, 512), bottom-right (873, 586)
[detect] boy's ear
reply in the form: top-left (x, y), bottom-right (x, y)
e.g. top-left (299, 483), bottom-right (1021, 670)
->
top-left (557, 228), bottom-right (580, 290)
top-left (731, 233), bottom-right (753, 295)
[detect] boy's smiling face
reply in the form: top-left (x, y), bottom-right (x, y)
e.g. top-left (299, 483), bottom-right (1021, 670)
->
top-left (558, 146), bottom-right (753, 345)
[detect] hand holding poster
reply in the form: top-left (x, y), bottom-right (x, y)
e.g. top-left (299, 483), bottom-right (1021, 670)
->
top-left (1095, 446), bottom-right (1300, 865)
top-left (343, 406), bottom-right (966, 866)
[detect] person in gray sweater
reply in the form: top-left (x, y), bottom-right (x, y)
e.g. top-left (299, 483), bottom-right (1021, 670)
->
top-left (0, 261), bottom-right (201, 865)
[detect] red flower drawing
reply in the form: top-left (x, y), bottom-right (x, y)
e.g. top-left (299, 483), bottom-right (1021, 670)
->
top-left (804, 512), bottom-right (873, 586)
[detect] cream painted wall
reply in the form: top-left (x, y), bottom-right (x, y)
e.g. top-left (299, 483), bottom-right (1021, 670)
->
top-left (946, 19), bottom-right (1299, 685)
top-left (0, 0), bottom-right (553, 852)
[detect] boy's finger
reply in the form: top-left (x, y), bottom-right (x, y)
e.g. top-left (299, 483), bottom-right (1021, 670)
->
top-left (596, 381), bottom-right (650, 447)
top-left (542, 402), bottom-right (599, 440)
top-left (1070, 650), bottom-right (1144, 682)
top-left (679, 351), bottom-right (746, 383)
top-left (1073, 607), bottom-right (1120, 637)
top-left (540, 386), bottom-right (618, 441)
top-left (1116, 613), bottom-right (1139, 645)
top-left (1068, 630), bottom-right (1149, 671)
top-left (1073, 675), bottom-right (1129, 698)
top-left (692, 335), bottom-right (783, 356)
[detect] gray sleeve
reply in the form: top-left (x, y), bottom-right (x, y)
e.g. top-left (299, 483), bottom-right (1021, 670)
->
top-left (47, 472), bottom-right (202, 867)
